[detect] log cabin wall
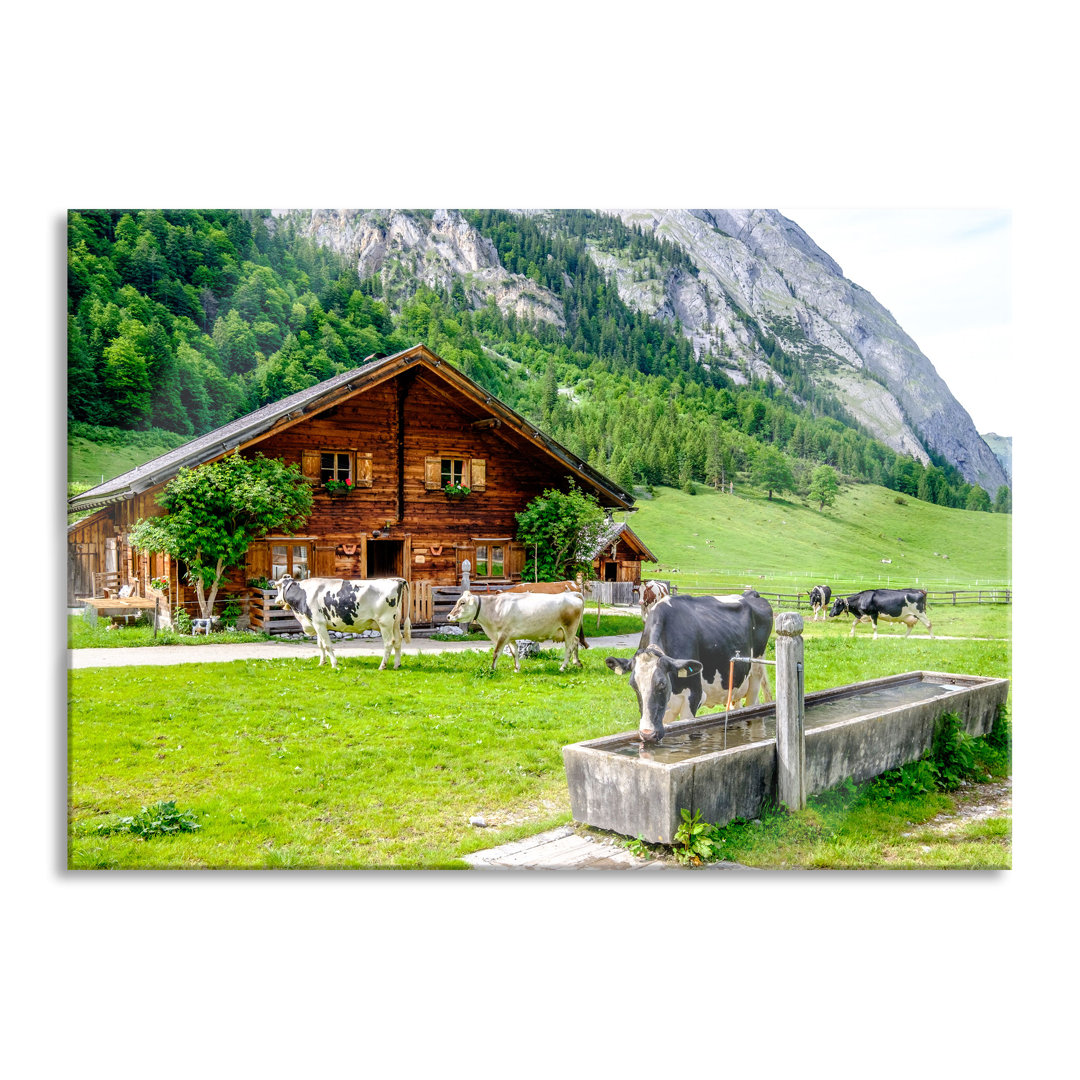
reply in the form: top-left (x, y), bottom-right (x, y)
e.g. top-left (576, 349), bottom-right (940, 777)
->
top-left (68, 356), bottom-right (636, 621)
top-left (247, 369), bottom-right (585, 593)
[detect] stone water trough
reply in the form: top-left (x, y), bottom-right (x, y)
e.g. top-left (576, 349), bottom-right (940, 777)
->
top-left (563, 614), bottom-right (1009, 844)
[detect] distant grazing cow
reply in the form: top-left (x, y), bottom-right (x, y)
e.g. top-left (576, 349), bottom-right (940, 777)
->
top-left (506, 576), bottom-right (589, 649)
top-left (640, 580), bottom-right (671, 619)
top-left (828, 588), bottom-right (932, 639)
top-left (447, 589), bottom-right (585, 672)
top-left (275, 575), bottom-right (412, 669)
top-left (808, 584), bottom-right (832, 621)
top-left (606, 590), bottom-right (774, 742)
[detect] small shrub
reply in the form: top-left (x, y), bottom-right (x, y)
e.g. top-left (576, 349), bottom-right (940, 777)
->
top-left (894, 495), bottom-right (907, 505)
top-left (220, 599), bottom-right (243, 628)
top-left (673, 807), bottom-right (718, 865)
top-left (930, 712), bottom-right (976, 791)
top-left (96, 800), bottom-right (201, 839)
top-left (173, 608), bottom-right (192, 634)
top-left (985, 704), bottom-right (1012, 755)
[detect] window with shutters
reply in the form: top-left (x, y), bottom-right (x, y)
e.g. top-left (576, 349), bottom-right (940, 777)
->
top-left (424, 456), bottom-right (486, 492)
top-left (301, 449), bottom-right (373, 488)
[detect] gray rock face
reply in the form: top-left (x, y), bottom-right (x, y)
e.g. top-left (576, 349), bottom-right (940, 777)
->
top-left (276, 208), bottom-right (566, 330)
top-left (599, 209), bottom-right (1008, 496)
top-left (273, 208), bottom-right (1007, 496)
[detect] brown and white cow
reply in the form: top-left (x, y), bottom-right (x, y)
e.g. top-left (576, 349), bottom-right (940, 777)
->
top-left (506, 576), bottom-right (589, 648)
top-left (447, 588), bottom-right (585, 672)
top-left (275, 575), bottom-right (412, 669)
top-left (640, 580), bottom-right (670, 619)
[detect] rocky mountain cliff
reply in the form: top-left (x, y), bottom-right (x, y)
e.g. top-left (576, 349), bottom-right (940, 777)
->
top-left (273, 208), bottom-right (1008, 496)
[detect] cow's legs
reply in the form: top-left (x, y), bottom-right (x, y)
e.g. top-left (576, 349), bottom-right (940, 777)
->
top-left (376, 615), bottom-right (404, 671)
top-left (561, 628), bottom-right (582, 671)
top-left (753, 662), bottom-right (773, 704)
top-left (491, 634), bottom-right (510, 671)
top-left (313, 618), bottom-right (337, 668)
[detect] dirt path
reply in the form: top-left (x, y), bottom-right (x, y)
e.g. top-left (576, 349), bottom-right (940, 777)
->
top-left (925, 776), bottom-right (1012, 834)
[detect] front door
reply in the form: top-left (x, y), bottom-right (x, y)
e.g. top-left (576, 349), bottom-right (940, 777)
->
top-left (367, 539), bottom-right (403, 578)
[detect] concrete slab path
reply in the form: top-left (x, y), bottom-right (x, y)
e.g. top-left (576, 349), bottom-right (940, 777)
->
top-left (67, 632), bottom-right (643, 669)
top-left (463, 826), bottom-right (758, 870)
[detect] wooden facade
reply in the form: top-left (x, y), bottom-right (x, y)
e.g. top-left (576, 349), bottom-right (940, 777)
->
top-left (67, 345), bottom-right (650, 623)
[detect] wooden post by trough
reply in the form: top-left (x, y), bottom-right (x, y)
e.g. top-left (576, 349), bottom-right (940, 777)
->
top-left (775, 611), bottom-right (807, 811)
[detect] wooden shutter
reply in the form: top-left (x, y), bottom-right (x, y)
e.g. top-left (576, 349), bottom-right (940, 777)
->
top-left (301, 450), bottom-right (320, 480)
top-left (356, 452), bottom-right (373, 487)
top-left (508, 542), bottom-right (526, 581)
top-left (455, 544), bottom-right (476, 584)
top-left (469, 458), bottom-right (486, 491)
top-left (314, 542), bottom-right (337, 577)
top-left (424, 456), bottom-right (442, 490)
top-left (245, 541), bottom-right (270, 582)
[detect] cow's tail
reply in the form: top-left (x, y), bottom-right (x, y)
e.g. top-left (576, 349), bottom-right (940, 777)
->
top-left (400, 579), bottom-right (412, 643)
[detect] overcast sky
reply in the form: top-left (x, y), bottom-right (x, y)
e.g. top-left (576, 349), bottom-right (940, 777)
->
top-left (780, 208), bottom-right (1012, 436)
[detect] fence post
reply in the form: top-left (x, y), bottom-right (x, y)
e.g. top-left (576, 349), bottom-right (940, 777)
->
top-left (775, 611), bottom-right (806, 812)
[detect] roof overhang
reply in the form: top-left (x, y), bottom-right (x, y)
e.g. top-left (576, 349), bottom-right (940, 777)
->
top-left (67, 343), bottom-right (635, 513)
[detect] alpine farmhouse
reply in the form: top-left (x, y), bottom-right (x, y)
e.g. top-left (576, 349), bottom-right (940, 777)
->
top-left (67, 344), bottom-right (655, 626)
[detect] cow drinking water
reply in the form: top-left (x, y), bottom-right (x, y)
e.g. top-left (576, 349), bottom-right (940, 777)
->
top-left (828, 588), bottom-right (932, 639)
top-left (605, 590), bottom-right (774, 742)
top-left (275, 575), bottom-right (412, 669)
top-left (447, 588), bottom-right (585, 672)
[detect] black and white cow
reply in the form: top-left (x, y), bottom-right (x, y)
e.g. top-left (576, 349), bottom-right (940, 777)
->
top-left (605, 591), bottom-right (774, 742)
top-left (828, 588), bottom-right (932, 639)
top-left (275, 575), bottom-right (412, 669)
top-left (809, 584), bottom-right (832, 621)
top-left (447, 588), bottom-right (585, 672)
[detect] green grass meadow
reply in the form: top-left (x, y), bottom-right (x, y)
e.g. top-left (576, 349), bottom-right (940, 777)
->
top-left (633, 482), bottom-right (1010, 593)
top-left (67, 470), bottom-right (1011, 870)
top-left (69, 602), bottom-right (1010, 870)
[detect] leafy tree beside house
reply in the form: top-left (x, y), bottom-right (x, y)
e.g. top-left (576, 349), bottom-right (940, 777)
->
top-left (515, 481), bottom-right (605, 582)
top-left (129, 453), bottom-right (313, 619)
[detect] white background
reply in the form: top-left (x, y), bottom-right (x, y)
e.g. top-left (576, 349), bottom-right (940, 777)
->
top-left (5, 3), bottom-right (1070, 1076)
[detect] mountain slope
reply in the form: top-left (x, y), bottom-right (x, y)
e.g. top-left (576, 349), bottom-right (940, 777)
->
top-left (595, 209), bottom-right (1007, 496)
top-left (278, 208), bottom-right (1006, 496)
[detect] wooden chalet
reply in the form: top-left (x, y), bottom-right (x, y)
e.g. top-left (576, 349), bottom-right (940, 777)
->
top-left (67, 344), bottom-right (654, 627)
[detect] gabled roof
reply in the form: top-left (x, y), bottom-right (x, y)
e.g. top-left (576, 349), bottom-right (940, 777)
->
top-left (68, 343), bottom-right (635, 513)
top-left (584, 519), bottom-right (657, 563)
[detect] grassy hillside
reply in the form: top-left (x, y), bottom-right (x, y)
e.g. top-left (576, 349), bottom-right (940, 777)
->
top-left (630, 483), bottom-right (1010, 593)
top-left (68, 428), bottom-right (188, 487)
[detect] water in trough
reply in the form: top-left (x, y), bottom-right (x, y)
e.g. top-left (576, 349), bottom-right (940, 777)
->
top-left (610, 679), bottom-right (968, 763)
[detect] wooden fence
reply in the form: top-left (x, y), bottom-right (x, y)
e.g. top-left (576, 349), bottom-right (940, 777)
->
top-left (584, 580), bottom-right (636, 607)
top-left (677, 585), bottom-right (1011, 608)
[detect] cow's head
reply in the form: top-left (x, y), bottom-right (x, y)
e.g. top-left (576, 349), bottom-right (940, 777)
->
top-left (275, 574), bottom-right (294, 609)
top-left (828, 597), bottom-right (847, 619)
top-left (447, 591), bottom-right (480, 625)
top-left (605, 645), bottom-right (703, 742)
